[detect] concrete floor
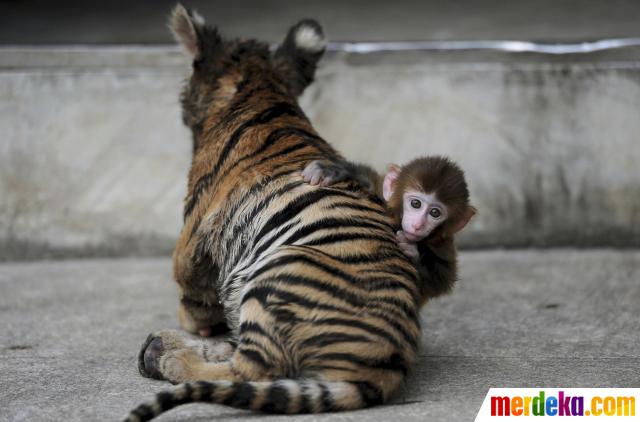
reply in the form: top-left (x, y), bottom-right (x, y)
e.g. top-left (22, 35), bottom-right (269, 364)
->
top-left (1, 250), bottom-right (638, 421)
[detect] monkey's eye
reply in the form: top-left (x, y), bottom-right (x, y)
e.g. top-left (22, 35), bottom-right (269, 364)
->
top-left (430, 208), bottom-right (442, 218)
top-left (410, 199), bottom-right (422, 209)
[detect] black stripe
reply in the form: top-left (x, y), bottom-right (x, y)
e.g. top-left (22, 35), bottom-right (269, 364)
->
top-left (242, 284), bottom-right (353, 314)
top-left (304, 232), bottom-right (394, 247)
top-left (252, 255), bottom-right (414, 306)
top-left (270, 155), bottom-right (332, 172)
top-left (206, 179), bottom-right (303, 259)
top-left (239, 321), bottom-right (269, 336)
top-left (248, 219), bottom-right (299, 264)
top-left (362, 189), bottom-right (387, 208)
top-left (368, 295), bottom-right (419, 320)
top-left (250, 252), bottom-right (350, 283)
top-left (239, 337), bottom-right (279, 363)
top-left (227, 181), bottom-right (305, 258)
top-left (353, 381), bottom-right (384, 407)
top-left (215, 102), bottom-right (300, 175)
top-left (222, 382), bottom-right (256, 408)
top-left (303, 364), bottom-right (358, 372)
top-left (258, 149), bottom-right (327, 170)
top-left (194, 380), bottom-right (214, 401)
top-left (327, 209), bottom-right (396, 234)
top-left (184, 102), bottom-right (302, 218)
top-left (299, 382), bottom-right (312, 413)
top-left (322, 251), bottom-right (406, 265)
top-left (251, 127), bottom-right (329, 164)
top-left (130, 403), bottom-right (155, 421)
top-left (283, 217), bottom-right (392, 246)
top-left (243, 181), bottom-right (304, 225)
top-left (251, 189), bottom-right (324, 246)
top-left (298, 246), bottom-right (408, 279)
top-left (268, 156), bottom-right (326, 178)
top-left (261, 382), bottom-right (291, 413)
top-left (250, 256), bottom-right (419, 320)
top-left (357, 273), bottom-right (416, 296)
top-left (238, 348), bottom-right (271, 369)
top-left (242, 274), bottom-right (417, 346)
top-left (252, 188), bottom-right (358, 247)
top-left (158, 383), bottom-right (195, 411)
top-left (250, 273), bottom-right (364, 308)
top-left (216, 76), bottom-right (281, 129)
top-left (217, 180), bottom-right (303, 255)
top-left (234, 73), bottom-right (252, 94)
top-left (156, 392), bottom-right (174, 411)
top-left (315, 352), bottom-right (408, 375)
top-left (299, 332), bottom-right (371, 348)
top-left (238, 322), bottom-right (287, 353)
top-left (214, 127), bottom-right (324, 192)
top-left (238, 321), bottom-right (282, 354)
top-left (253, 134), bottom-right (333, 166)
top-left (326, 200), bottom-right (388, 216)
top-left (319, 382), bottom-right (334, 412)
top-left (272, 307), bottom-right (300, 323)
top-left (253, 142), bottom-right (310, 167)
top-left (311, 317), bottom-right (402, 349)
top-left (251, 253), bottom-right (382, 291)
top-left (365, 308), bottom-right (419, 350)
top-left (372, 262), bottom-right (420, 284)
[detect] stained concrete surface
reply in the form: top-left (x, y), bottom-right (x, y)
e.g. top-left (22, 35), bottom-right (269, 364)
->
top-left (2, 46), bottom-right (640, 259)
top-left (2, 1), bottom-right (640, 259)
top-left (0, 250), bottom-right (638, 421)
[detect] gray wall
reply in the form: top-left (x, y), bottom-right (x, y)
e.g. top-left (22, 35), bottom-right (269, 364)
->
top-left (3, 0), bottom-right (640, 45)
top-left (1, 47), bottom-right (639, 259)
top-left (303, 53), bottom-right (640, 248)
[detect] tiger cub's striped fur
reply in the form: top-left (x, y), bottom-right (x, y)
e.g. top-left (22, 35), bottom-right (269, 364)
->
top-left (126, 5), bottom-right (430, 421)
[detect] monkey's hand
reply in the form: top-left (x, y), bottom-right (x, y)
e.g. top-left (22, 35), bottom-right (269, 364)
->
top-left (302, 160), bottom-right (347, 186)
top-left (396, 230), bottom-right (419, 259)
top-left (302, 160), bottom-right (379, 193)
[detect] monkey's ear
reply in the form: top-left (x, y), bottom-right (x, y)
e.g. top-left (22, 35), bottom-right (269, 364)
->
top-left (453, 206), bottom-right (477, 233)
top-left (170, 4), bottom-right (206, 59)
top-left (382, 164), bottom-right (401, 201)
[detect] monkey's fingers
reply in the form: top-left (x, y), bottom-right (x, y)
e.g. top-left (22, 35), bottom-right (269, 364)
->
top-left (301, 161), bottom-right (320, 183)
top-left (310, 171), bottom-right (323, 185)
top-left (396, 230), bottom-right (408, 243)
top-left (399, 243), bottom-right (419, 258)
top-left (302, 171), bottom-right (320, 185)
top-left (320, 177), bottom-right (334, 187)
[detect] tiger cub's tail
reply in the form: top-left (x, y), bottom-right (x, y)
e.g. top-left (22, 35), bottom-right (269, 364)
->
top-left (125, 379), bottom-right (382, 421)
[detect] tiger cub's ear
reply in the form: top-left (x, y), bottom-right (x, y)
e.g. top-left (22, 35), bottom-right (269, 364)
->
top-left (169, 4), bottom-right (206, 59)
top-left (274, 19), bottom-right (327, 96)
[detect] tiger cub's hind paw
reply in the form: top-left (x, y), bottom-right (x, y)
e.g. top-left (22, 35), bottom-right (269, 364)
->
top-left (137, 329), bottom-right (235, 383)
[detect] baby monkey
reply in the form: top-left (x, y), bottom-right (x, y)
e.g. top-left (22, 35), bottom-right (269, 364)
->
top-left (302, 156), bottom-right (476, 300)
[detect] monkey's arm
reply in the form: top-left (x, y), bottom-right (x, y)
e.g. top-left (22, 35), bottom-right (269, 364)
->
top-left (414, 236), bottom-right (458, 300)
top-left (302, 160), bottom-right (381, 195)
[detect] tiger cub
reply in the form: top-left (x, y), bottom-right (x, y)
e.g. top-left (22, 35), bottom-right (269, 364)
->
top-left (126, 5), bottom-right (438, 421)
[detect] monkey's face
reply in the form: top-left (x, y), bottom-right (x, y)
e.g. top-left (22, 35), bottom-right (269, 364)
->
top-left (401, 191), bottom-right (448, 242)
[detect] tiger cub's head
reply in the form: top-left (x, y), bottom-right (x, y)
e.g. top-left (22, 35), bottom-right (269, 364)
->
top-left (169, 4), bottom-right (326, 148)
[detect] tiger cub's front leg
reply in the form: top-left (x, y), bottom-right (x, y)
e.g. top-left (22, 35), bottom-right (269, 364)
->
top-left (173, 231), bottom-right (228, 337)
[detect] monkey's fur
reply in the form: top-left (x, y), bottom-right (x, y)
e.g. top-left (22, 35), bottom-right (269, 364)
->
top-left (305, 156), bottom-right (475, 301)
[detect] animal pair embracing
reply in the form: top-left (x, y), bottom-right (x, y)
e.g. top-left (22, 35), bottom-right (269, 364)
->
top-left (126, 4), bottom-right (472, 420)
